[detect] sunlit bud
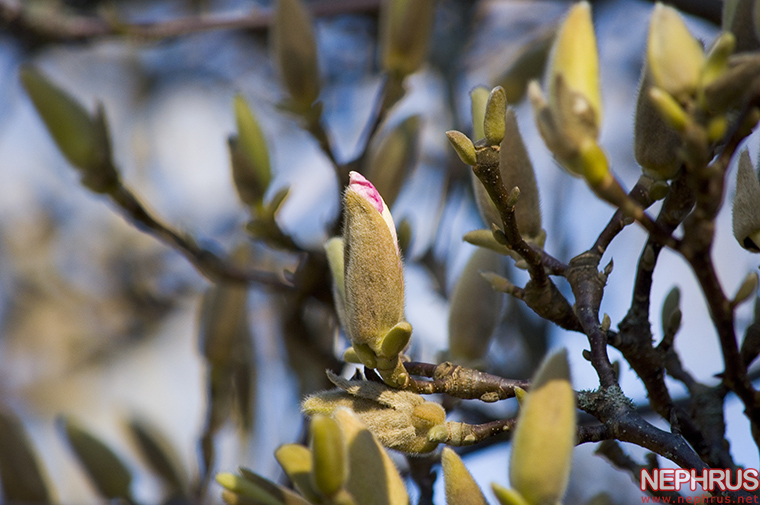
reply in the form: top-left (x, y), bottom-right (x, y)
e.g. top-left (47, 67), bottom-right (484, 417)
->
top-left (365, 115), bottom-right (421, 207)
top-left (331, 408), bottom-right (409, 505)
top-left (309, 415), bottom-right (347, 498)
top-left (272, 0), bottom-right (320, 109)
top-left (647, 3), bottom-right (705, 102)
top-left (441, 448), bottom-right (488, 505)
top-left (634, 71), bottom-right (682, 180)
top-left (661, 286), bottom-right (681, 335)
top-left (446, 131), bottom-right (477, 166)
top-left (302, 372), bottom-right (446, 454)
top-left (510, 350), bottom-right (576, 505)
top-left (471, 86), bottom-right (490, 141)
top-left (548, 2), bottom-right (602, 128)
top-left (733, 150), bottom-right (760, 252)
top-left (217, 472), bottom-right (309, 505)
top-left (448, 248), bottom-right (504, 364)
top-left (20, 67), bottom-right (117, 193)
top-left (230, 95), bottom-right (271, 206)
top-left (380, 0), bottom-right (435, 78)
top-left (701, 33), bottom-right (736, 90)
top-left (484, 86), bottom-right (507, 146)
top-left (647, 87), bottom-right (689, 133)
top-left (324, 237), bottom-right (347, 329)
top-left (462, 229), bottom-right (510, 255)
top-left (500, 108), bottom-right (544, 241)
top-left (733, 272), bottom-right (759, 307)
top-left (343, 172), bottom-right (407, 370)
top-left (274, 444), bottom-right (322, 503)
top-left (491, 483), bottom-right (530, 505)
top-left (513, 386), bottom-right (527, 406)
top-left (723, 0), bottom-right (760, 52)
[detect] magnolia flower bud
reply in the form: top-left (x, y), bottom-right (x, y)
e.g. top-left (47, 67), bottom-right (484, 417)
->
top-left (634, 70), bottom-right (682, 180)
top-left (324, 237), bottom-right (347, 330)
top-left (492, 483), bottom-right (530, 505)
top-left (274, 444), bottom-right (322, 503)
top-left (442, 448), bottom-right (489, 505)
top-left (510, 350), bottom-right (576, 505)
top-left (484, 86), bottom-right (508, 147)
top-left (723, 0), bottom-right (760, 52)
top-left (343, 172), bottom-right (411, 386)
top-left (309, 415), bottom-right (348, 498)
top-left (380, 0), bottom-right (435, 78)
top-left (365, 115), bottom-right (421, 207)
top-left (470, 86), bottom-right (490, 141)
top-left (302, 372), bottom-right (446, 454)
top-left (272, 0), bottom-right (320, 110)
top-left (230, 94), bottom-right (271, 206)
top-left (733, 150), bottom-right (760, 252)
top-left (647, 3), bottom-right (705, 102)
top-left (446, 131), bottom-right (477, 166)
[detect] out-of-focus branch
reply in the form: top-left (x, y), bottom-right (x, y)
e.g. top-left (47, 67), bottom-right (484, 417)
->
top-left (0, 0), bottom-right (382, 43)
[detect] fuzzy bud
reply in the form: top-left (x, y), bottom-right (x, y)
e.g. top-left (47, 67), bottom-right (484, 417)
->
top-left (230, 94), bottom-right (271, 206)
top-left (634, 70), bottom-right (682, 180)
top-left (446, 131), bottom-right (477, 166)
top-left (309, 415), bottom-right (347, 498)
top-left (272, 0), bottom-right (320, 110)
top-left (274, 444), bottom-right (322, 503)
top-left (441, 448), bottom-right (489, 505)
top-left (492, 483), bottom-right (531, 505)
top-left (380, 0), bottom-right (435, 78)
top-left (733, 150), bottom-right (760, 252)
top-left (484, 86), bottom-right (508, 146)
top-left (470, 86), bottom-right (490, 141)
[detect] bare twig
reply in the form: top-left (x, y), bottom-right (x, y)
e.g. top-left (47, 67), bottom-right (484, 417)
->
top-left (404, 361), bottom-right (530, 402)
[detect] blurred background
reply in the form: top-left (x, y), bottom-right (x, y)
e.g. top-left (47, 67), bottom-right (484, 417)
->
top-left (0, 0), bottom-right (757, 504)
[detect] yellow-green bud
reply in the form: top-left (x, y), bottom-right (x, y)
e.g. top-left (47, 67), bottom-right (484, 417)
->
top-left (331, 408), bottom-right (410, 505)
top-left (20, 67), bottom-right (117, 193)
top-left (661, 286), bottom-right (681, 335)
top-left (733, 150), bottom-right (760, 252)
top-left (272, 0), bottom-right (320, 109)
top-left (274, 444), bottom-right (322, 503)
top-left (647, 87), bottom-right (689, 133)
top-left (309, 415), bottom-right (347, 498)
top-left (446, 131), bottom-right (477, 166)
top-left (733, 272), bottom-right (759, 307)
top-left (484, 86), bottom-right (507, 146)
top-left (231, 94), bottom-right (271, 206)
top-left (448, 248), bottom-right (504, 364)
top-left (441, 448), bottom-right (489, 505)
top-left (198, 283), bottom-right (249, 366)
top-left (634, 70), bottom-right (682, 180)
top-left (701, 32), bottom-right (736, 90)
top-left (380, 0), bottom-right (435, 78)
top-left (723, 0), bottom-right (760, 52)
top-left (216, 473), bottom-right (284, 505)
top-left (647, 3), bottom-right (705, 102)
top-left (491, 483), bottom-right (531, 505)
top-left (324, 237), bottom-right (347, 329)
top-left (509, 350), bottom-right (576, 505)
top-left (470, 86), bottom-right (490, 141)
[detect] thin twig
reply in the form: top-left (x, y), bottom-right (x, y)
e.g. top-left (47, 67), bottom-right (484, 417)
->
top-left (404, 361), bottom-right (530, 401)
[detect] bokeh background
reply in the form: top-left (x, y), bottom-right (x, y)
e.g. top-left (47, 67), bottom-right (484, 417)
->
top-left (0, 0), bottom-right (757, 503)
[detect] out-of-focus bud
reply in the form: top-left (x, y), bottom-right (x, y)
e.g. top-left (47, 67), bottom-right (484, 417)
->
top-left (448, 248), bottom-right (504, 365)
top-left (723, 0), bottom-right (760, 52)
top-left (547, 2), bottom-right (602, 129)
top-left (732, 150), bottom-right (760, 252)
top-left (441, 448), bottom-right (489, 505)
top-left (647, 3), bottom-right (705, 102)
top-left (484, 86), bottom-right (507, 147)
top-left (272, 0), bottom-right (321, 110)
top-left (309, 415), bottom-right (347, 498)
top-left (495, 29), bottom-right (556, 105)
top-left (302, 372), bottom-right (446, 454)
top-left (274, 444), bottom-right (322, 503)
top-left (380, 0), bottom-right (435, 78)
top-left (491, 483), bottom-right (531, 505)
top-left (332, 408), bottom-right (409, 505)
top-left (324, 237), bottom-right (347, 329)
top-left (733, 272), bottom-right (759, 307)
top-left (634, 70), bottom-right (682, 180)
top-left (20, 66), bottom-right (117, 193)
top-left (661, 286), bottom-right (681, 336)
top-left (509, 350), bottom-right (576, 505)
top-left (343, 172), bottom-right (411, 386)
top-left (230, 94), bottom-right (271, 207)
top-left (704, 53), bottom-right (760, 113)
top-left (471, 86), bottom-right (490, 141)
top-left (365, 115), bottom-right (421, 207)
top-left (446, 131), bottom-right (477, 166)
top-left (701, 33), bottom-right (736, 90)
top-left (216, 472), bottom-right (311, 505)
top-left (647, 87), bottom-right (689, 133)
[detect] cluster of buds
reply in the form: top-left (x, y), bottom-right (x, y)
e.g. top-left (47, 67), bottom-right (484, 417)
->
top-left (325, 172), bottom-right (412, 387)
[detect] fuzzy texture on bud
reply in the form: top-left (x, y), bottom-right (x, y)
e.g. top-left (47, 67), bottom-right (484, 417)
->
top-left (442, 448), bottom-right (489, 505)
top-left (380, 0), bottom-right (435, 78)
top-left (634, 70), bottom-right (682, 180)
top-left (272, 0), bottom-right (320, 109)
top-left (302, 372), bottom-right (446, 454)
top-left (733, 150), bottom-right (760, 252)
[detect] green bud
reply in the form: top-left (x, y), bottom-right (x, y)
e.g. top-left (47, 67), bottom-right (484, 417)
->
top-left (661, 286), bottom-right (681, 336)
top-left (548, 2), bottom-right (602, 128)
top-left (448, 248), bottom-right (504, 364)
top-left (704, 54), bottom-right (760, 113)
top-left (216, 473), bottom-right (303, 505)
top-left (491, 483), bottom-right (531, 505)
top-left (332, 408), bottom-right (410, 505)
top-left (649, 180), bottom-right (671, 200)
top-left (20, 67), bottom-right (117, 193)
top-left (380, 0), bottom-right (435, 78)
top-left (324, 237), bottom-right (347, 329)
top-left (733, 150), bottom-right (760, 252)
top-left (635, 70), bottom-right (682, 180)
top-left (647, 3), bottom-right (705, 102)
top-left (303, 372), bottom-right (446, 454)
top-left (446, 131), bottom-right (477, 166)
top-left (462, 229), bottom-right (510, 255)
top-left (484, 86), bottom-right (508, 146)
top-left (723, 0), bottom-right (760, 52)
top-left (701, 32), bottom-right (736, 90)
top-left (199, 283), bottom-right (249, 366)
top-left (733, 272), bottom-right (759, 307)
top-left (380, 321), bottom-right (413, 359)
top-left (59, 417), bottom-right (133, 501)
top-left (365, 115), bottom-right (421, 207)
top-left (510, 350), bottom-right (576, 505)
top-left (0, 412), bottom-right (51, 504)
top-left (272, 0), bottom-right (320, 109)
top-left (310, 415), bottom-right (347, 498)
top-left (231, 94), bottom-right (271, 206)
top-left (274, 444), bottom-right (322, 503)
top-left (441, 447), bottom-right (489, 505)
top-left (514, 386), bottom-right (527, 406)
top-left (495, 29), bottom-right (555, 104)
top-left (470, 86), bottom-right (490, 141)
top-left (647, 87), bottom-right (689, 132)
